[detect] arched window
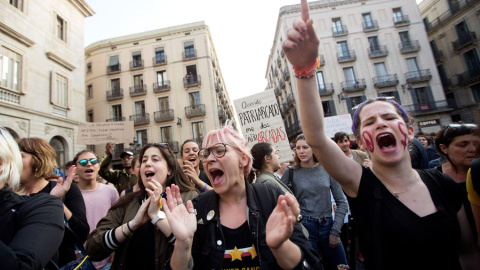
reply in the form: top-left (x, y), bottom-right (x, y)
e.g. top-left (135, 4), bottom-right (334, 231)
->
top-left (50, 137), bottom-right (65, 174)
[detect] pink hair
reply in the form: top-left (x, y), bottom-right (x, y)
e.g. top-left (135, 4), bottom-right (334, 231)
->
top-left (202, 120), bottom-right (253, 178)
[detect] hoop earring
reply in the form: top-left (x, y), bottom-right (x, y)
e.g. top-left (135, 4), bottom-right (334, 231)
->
top-left (408, 142), bottom-right (413, 152)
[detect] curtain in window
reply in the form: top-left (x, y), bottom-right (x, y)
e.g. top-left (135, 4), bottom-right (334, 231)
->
top-left (109, 56), bottom-right (119, 66)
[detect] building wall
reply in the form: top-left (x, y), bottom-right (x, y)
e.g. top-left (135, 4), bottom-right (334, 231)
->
top-left (0, 0), bottom-right (94, 171)
top-left (267, 0), bottom-right (451, 140)
top-left (419, 0), bottom-right (480, 125)
top-left (85, 21), bottom-right (234, 159)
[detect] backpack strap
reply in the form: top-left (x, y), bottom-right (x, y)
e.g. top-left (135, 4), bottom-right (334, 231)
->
top-left (287, 166), bottom-right (294, 195)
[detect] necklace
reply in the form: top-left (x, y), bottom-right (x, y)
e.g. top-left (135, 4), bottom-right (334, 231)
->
top-left (378, 171), bottom-right (419, 198)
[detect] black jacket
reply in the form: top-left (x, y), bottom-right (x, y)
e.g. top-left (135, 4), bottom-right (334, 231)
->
top-left (191, 180), bottom-right (322, 269)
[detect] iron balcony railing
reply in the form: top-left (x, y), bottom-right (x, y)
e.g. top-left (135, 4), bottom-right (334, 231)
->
top-left (280, 78), bottom-right (286, 89)
top-left (399, 40), bottom-right (421, 53)
top-left (277, 58), bottom-right (282, 68)
top-left (451, 68), bottom-right (480, 86)
top-left (403, 100), bottom-right (455, 116)
top-left (426, 0), bottom-right (476, 33)
top-left (106, 117), bottom-right (125, 122)
top-left (368, 45), bottom-right (388, 58)
top-left (362, 20), bottom-right (379, 32)
top-left (286, 122), bottom-right (302, 138)
top-left (337, 50), bottom-right (356, 63)
top-left (129, 113), bottom-right (150, 125)
top-left (152, 55), bottom-right (167, 66)
top-left (218, 106), bottom-right (227, 121)
top-left (283, 68), bottom-right (290, 81)
top-left (182, 50), bottom-right (197, 60)
top-left (373, 74), bottom-right (399, 88)
top-left (154, 109), bottom-right (174, 122)
top-left (318, 83), bottom-right (334, 96)
top-left (107, 64), bottom-right (121, 74)
top-left (332, 25), bottom-right (348, 36)
top-left (129, 59), bottom-right (144, 70)
top-left (129, 85), bottom-right (147, 96)
top-left (452, 32), bottom-right (477, 52)
top-left (405, 69), bottom-right (432, 84)
top-left (341, 79), bottom-right (366, 92)
top-left (274, 87), bottom-right (281, 96)
top-left (286, 94), bottom-right (295, 108)
top-left (185, 104), bottom-right (206, 118)
top-left (153, 81), bottom-right (171, 93)
top-left (183, 75), bottom-right (201, 88)
top-left (393, 15), bottom-right (410, 26)
top-left (106, 88), bottom-right (123, 101)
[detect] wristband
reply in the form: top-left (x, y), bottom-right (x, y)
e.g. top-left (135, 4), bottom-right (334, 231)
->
top-left (126, 221), bottom-right (134, 232)
top-left (121, 224), bottom-right (129, 237)
top-left (295, 74), bottom-right (315, 79)
top-left (201, 183), bottom-right (208, 192)
top-left (292, 58), bottom-right (318, 77)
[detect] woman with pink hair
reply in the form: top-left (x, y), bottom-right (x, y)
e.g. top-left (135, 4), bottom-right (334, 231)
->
top-left (162, 121), bottom-right (321, 269)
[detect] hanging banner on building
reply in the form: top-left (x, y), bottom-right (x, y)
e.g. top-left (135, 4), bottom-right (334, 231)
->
top-left (234, 90), bottom-right (292, 163)
top-left (324, 114), bottom-right (353, 139)
top-left (77, 121), bottom-right (134, 145)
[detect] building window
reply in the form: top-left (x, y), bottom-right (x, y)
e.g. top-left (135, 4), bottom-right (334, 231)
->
top-left (362, 13), bottom-right (374, 28)
top-left (132, 51), bottom-right (142, 68)
top-left (392, 8), bottom-right (405, 23)
top-left (136, 130), bottom-right (148, 147)
top-left (111, 78), bottom-right (120, 92)
top-left (399, 31), bottom-right (411, 44)
top-left (160, 126), bottom-right (173, 143)
top-left (133, 74), bottom-right (144, 92)
top-left (337, 41), bottom-right (350, 59)
top-left (135, 101), bottom-right (146, 116)
top-left (472, 83), bottom-right (480, 103)
top-left (0, 47), bottom-right (22, 91)
top-left (86, 62), bottom-right (92, 73)
top-left (184, 41), bottom-right (195, 58)
top-left (347, 95), bottom-right (366, 114)
top-left (192, 121), bottom-right (205, 140)
top-left (155, 47), bottom-right (165, 64)
top-left (56, 15), bottom-right (67, 41)
top-left (448, 0), bottom-right (460, 12)
top-left (10, 0), bottom-right (23, 10)
top-left (87, 110), bottom-right (93, 122)
top-left (87, 84), bottom-right (93, 99)
top-left (322, 100), bottom-right (336, 117)
top-left (157, 70), bottom-right (168, 86)
top-left (368, 36), bottom-right (380, 51)
top-left (112, 104), bottom-right (122, 121)
top-left (158, 97), bottom-right (169, 111)
top-left (463, 49), bottom-right (480, 75)
top-left (108, 55), bottom-right (120, 72)
top-left (50, 137), bottom-right (65, 173)
top-left (316, 71), bottom-right (326, 92)
top-left (332, 18), bottom-right (345, 34)
top-left (189, 91), bottom-right (201, 106)
top-left (343, 67), bottom-right (356, 82)
top-left (54, 73), bottom-right (68, 107)
top-left (378, 91), bottom-right (401, 104)
top-left (374, 63), bottom-right (388, 82)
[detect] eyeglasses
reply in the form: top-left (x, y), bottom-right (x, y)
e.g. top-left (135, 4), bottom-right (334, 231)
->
top-left (199, 143), bottom-right (230, 162)
top-left (443, 123), bottom-right (478, 136)
top-left (78, 158), bottom-right (98, 166)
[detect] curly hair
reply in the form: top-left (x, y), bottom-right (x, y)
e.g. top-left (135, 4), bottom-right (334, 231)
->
top-left (16, 137), bottom-right (57, 179)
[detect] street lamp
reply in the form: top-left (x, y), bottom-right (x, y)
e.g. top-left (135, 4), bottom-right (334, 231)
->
top-left (129, 137), bottom-right (141, 154)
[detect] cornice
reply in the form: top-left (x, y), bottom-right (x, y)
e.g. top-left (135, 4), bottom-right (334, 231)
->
top-left (68, 0), bottom-right (95, 17)
top-left (0, 22), bottom-right (35, 47)
top-left (46, 52), bottom-right (76, 71)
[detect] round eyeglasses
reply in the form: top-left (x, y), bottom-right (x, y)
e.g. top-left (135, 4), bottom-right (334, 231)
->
top-left (199, 143), bottom-right (230, 162)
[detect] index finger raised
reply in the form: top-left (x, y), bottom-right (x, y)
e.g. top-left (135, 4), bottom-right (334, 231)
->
top-left (301, 0), bottom-right (310, 22)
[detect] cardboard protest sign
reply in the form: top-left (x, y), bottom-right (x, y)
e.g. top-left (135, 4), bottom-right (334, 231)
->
top-left (77, 121), bottom-right (134, 145)
top-left (234, 90), bottom-right (292, 163)
top-left (324, 114), bottom-right (353, 139)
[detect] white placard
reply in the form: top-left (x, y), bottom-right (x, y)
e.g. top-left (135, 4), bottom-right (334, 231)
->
top-left (77, 121), bottom-right (134, 145)
top-left (324, 114), bottom-right (353, 139)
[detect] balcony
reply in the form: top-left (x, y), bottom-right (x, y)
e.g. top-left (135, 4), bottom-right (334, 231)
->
top-left (286, 122), bottom-right (302, 138)
top-left (183, 75), bottom-right (201, 88)
top-left (154, 109), bottom-right (174, 122)
top-left (332, 25), bottom-right (348, 37)
top-left (0, 88), bottom-right (20, 105)
top-left (433, 50), bottom-right (445, 62)
top-left (129, 113), bottom-right (150, 125)
top-left (341, 79), bottom-right (366, 92)
top-left (337, 50), bottom-right (356, 63)
top-left (318, 83), bottom-right (334, 96)
top-left (399, 40), bottom-right (421, 54)
top-left (274, 68), bottom-right (278, 77)
top-left (106, 88), bottom-right (123, 101)
top-left (373, 74), bottom-right (399, 88)
top-left (393, 15), bottom-right (410, 27)
top-left (363, 20), bottom-right (379, 32)
top-left (283, 68), bottom-right (290, 81)
top-left (129, 85), bottom-right (147, 97)
top-left (452, 32), bottom-right (477, 52)
top-left (218, 106), bottom-right (227, 122)
top-left (215, 82), bottom-right (223, 93)
top-left (282, 102), bottom-right (289, 114)
top-left (129, 59), bottom-right (144, 70)
top-left (274, 87), bottom-right (281, 96)
top-left (185, 104), bottom-right (206, 118)
top-left (166, 141), bottom-right (180, 153)
top-left (107, 64), bottom-right (121, 75)
top-left (286, 94), bottom-right (295, 109)
top-left (403, 100), bottom-right (455, 117)
top-left (152, 55), bottom-right (167, 66)
top-left (405, 70), bottom-right (432, 84)
top-left (277, 58), bottom-right (282, 68)
top-left (279, 78), bottom-right (286, 89)
top-left (368, 45), bottom-right (388, 58)
top-left (426, 0), bottom-right (477, 33)
top-left (153, 81), bottom-right (171, 93)
top-left (106, 117), bottom-right (125, 122)
top-left (182, 50), bottom-right (197, 60)
top-left (452, 68), bottom-right (480, 86)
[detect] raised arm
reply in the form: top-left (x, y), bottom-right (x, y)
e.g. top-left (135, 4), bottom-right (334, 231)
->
top-left (283, 0), bottom-right (362, 196)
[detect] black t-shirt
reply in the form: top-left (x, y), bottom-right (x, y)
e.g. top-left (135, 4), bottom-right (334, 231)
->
top-left (349, 167), bottom-right (465, 270)
top-left (125, 217), bottom-right (156, 269)
top-left (221, 221), bottom-right (260, 270)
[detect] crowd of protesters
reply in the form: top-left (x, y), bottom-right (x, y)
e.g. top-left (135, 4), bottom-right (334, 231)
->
top-left (2, 1), bottom-right (480, 269)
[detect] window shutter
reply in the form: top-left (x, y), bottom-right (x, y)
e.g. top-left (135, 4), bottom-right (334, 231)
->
top-left (50, 71), bottom-right (55, 105)
top-left (109, 56), bottom-right (119, 66)
top-left (68, 77), bottom-right (72, 109)
top-left (425, 86), bottom-right (436, 110)
top-left (328, 100), bottom-right (337, 115)
top-left (346, 97), bottom-right (352, 114)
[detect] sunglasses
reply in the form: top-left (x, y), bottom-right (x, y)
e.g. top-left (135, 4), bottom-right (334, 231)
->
top-left (443, 123), bottom-right (478, 136)
top-left (78, 158), bottom-right (99, 166)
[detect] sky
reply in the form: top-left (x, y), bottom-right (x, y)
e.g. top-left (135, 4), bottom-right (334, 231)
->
top-left (84, 0), bottom-right (424, 102)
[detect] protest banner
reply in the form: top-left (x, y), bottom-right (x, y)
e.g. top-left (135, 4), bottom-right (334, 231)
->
top-left (77, 121), bottom-right (134, 145)
top-left (324, 114), bottom-right (353, 139)
top-left (234, 90), bottom-right (292, 163)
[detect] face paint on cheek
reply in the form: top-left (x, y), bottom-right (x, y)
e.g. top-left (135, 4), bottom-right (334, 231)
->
top-left (362, 131), bottom-right (375, 153)
top-left (398, 122), bottom-right (408, 150)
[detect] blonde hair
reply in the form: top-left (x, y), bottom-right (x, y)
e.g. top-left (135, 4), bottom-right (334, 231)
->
top-left (16, 137), bottom-right (57, 179)
top-left (0, 127), bottom-right (23, 190)
top-left (202, 120), bottom-right (252, 178)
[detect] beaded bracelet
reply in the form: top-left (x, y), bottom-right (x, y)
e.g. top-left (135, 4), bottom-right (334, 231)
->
top-left (201, 183), bottom-right (208, 192)
top-left (292, 58), bottom-right (319, 77)
top-left (295, 73), bottom-right (315, 79)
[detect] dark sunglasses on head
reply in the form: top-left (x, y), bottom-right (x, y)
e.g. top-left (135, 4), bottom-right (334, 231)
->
top-left (78, 158), bottom-right (98, 166)
top-left (443, 123), bottom-right (478, 136)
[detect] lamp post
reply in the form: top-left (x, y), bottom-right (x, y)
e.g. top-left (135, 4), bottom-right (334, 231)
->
top-left (129, 138), bottom-right (141, 155)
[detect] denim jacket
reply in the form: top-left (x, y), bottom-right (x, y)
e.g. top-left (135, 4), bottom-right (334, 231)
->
top-left (190, 180), bottom-right (322, 270)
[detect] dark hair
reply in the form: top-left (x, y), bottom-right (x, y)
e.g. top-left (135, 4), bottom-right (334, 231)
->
top-left (435, 123), bottom-right (479, 172)
top-left (251, 142), bottom-right (274, 170)
top-left (293, 134), bottom-right (318, 167)
top-left (351, 141), bottom-right (359, 150)
top-left (415, 131), bottom-right (432, 145)
top-left (334, 132), bottom-right (349, 143)
top-left (73, 150), bottom-right (99, 165)
top-left (111, 144), bottom-right (196, 210)
top-left (180, 139), bottom-right (200, 157)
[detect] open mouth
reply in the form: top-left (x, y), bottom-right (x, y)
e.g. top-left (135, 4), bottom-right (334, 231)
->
top-left (189, 157), bottom-right (196, 162)
top-left (376, 133), bottom-right (397, 153)
top-left (145, 171), bottom-right (155, 179)
top-left (85, 169), bottom-right (94, 175)
top-left (209, 168), bottom-right (224, 185)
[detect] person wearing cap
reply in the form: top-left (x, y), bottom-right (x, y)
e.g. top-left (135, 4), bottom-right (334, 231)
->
top-left (99, 142), bottom-right (137, 194)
